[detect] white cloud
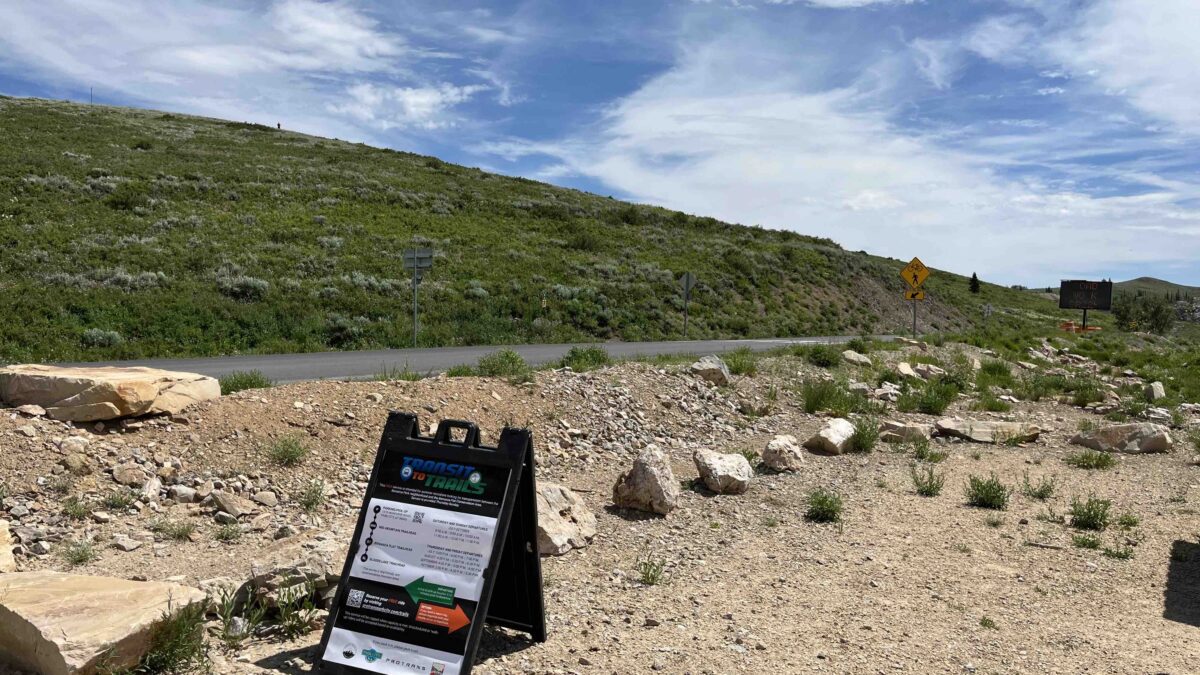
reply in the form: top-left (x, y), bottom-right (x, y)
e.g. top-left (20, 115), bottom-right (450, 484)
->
top-left (486, 32), bottom-right (1200, 283)
top-left (329, 82), bottom-right (487, 130)
top-left (963, 15), bottom-right (1035, 64)
top-left (1048, 0), bottom-right (1200, 135)
top-left (1036, 87), bottom-right (1064, 96)
top-left (910, 38), bottom-right (960, 90)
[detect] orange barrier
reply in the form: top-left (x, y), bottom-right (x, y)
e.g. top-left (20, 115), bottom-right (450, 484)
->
top-left (1059, 322), bottom-right (1101, 333)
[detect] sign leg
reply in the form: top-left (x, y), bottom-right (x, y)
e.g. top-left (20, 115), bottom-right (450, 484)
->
top-left (912, 299), bottom-right (917, 339)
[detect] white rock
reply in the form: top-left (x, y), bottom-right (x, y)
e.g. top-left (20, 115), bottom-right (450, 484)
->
top-left (612, 446), bottom-right (680, 515)
top-left (535, 482), bottom-right (596, 556)
top-left (0, 365), bottom-right (220, 422)
top-left (0, 521), bottom-right (15, 573)
top-left (690, 355), bottom-right (732, 387)
top-left (878, 420), bottom-right (932, 443)
top-left (762, 435), bottom-right (804, 471)
top-left (692, 449), bottom-right (753, 495)
top-left (842, 350), bottom-right (872, 367)
top-left (935, 418), bottom-right (1040, 444)
top-left (803, 418), bottom-right (856, 455)
top-left (897, 362), bottom-right (919, 379)
top-left (1069, 423), bottom-right (1172, 454)
top-left (1145, 381), bottom-right (1167, 402)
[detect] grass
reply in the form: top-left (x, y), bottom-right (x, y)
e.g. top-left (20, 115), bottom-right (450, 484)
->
top-left (1117, 512), bottom-right (1140, 529)
top-left (847, 416), bottom-right (879, 453)
top-left (46, 476), bottom-right (74, 494)
top-left (911, 438), bottom-right (948, 463)
top-left (373, 363), bottom-right (423, 381)
top-left (62, 495), bottom-right (89, 520)
top-left (805, 488), bottom-right (843, 523)
top-left (1020, 473), bottom-right (1056, 501)
top-left (214, 524), bottom-right (242, 542)
top-left (151, 518), bottom-right (197, 541)
top-left (477, 348), bottom-right (532, 383)
top-left (1072, 534), bottom-right (1102, 549)
top-left (636, 557), bottom-right (667, 585)
top-left (984, 515), bottom-right (1004, 528)
top-left (113, 601), bottom-right (209, 674)
top-left (972, 388), bottom-right (1012, 412)
top-left (61, 539), bottom-right (96, 566)
top-left (724, 347), bottom-right (758, 376)
top-left (965, 474), bottom-right (1011, 510)
top-left (218, 370), bottom-right (274, 395)
top-left (1064, 450), bottom-right (1116, 470)
top-left (1102, 545), bottom-right (1135, 560)
top-left (102, 490), bottom-right (137, 510)
top-left (1069, 496), bottom-right (1112, 531)
top-left (911, 465), bottom-right (945, 496)
top-left (0, 98), bottom-right (1069, 365)
top-left (266, 435), bottom-right (309, 467)
top-left (896, 380), bottom-right (959, 415)
top-left (559, 345), bottom-right (611, 372)
top-left (276, 582), bottom-right (319, 639)
top-left (803, 344), bottom-right (843, 368)
top-left (975, 359), bottom-right (1014, 389)
top-left (979, 616), bottom-right (998, 630)
top-left (298, 479), bottom-right (326, 513)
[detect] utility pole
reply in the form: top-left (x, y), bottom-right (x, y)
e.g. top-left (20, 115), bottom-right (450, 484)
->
top-left (680, 272), bottom-right (696, 339)
top-left (402, 248), bottom-right (433, 348)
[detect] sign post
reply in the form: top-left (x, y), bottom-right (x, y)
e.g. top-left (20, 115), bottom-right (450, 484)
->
top-left (318, 413), bottom-right (545, 675)
top-left (402, 248), bottom-right (434, 348)
top-left (680, 272), bottom-right (696, 339)
top-left (900, 257), bottom-right (930, 339)
top-left (1058, 280), bottom-right (1113, 330)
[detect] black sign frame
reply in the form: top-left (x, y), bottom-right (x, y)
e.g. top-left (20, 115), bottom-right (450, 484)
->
top-left (318, 412), bottom-right (545, 675)
top-left (1059, 280), bottom-right (1113, 311)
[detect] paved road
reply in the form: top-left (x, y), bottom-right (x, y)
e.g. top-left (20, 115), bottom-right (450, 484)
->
top-left (73, 337), bottom-right (859, 383)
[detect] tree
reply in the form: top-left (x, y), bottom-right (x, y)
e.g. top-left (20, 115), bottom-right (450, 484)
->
top-left (1144, 295), bottom-right (1176, 334)
top-left (969, 273), bottom-right (981, 294)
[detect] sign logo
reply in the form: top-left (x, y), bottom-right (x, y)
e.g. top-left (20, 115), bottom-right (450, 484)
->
top-left (341, 645), bottom-right (355, 659)
top-left (362, 648), bottom-right (383, 663)
top-left (400, 456), bottom-right (486, 494)
top-left (901, 257), bottom-right (929, 289)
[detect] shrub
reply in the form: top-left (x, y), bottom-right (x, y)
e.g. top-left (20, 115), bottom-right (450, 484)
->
top-left (62, 496), bottom-right (89, 520)
top-left (215, 524), bottom-right (242, 542)
top-left (805, 488), bottom-right (843, 523)
top-left (976, 359), bottom-right (1014, 389)
top-left (911, 437), bottom-right (948, 463)
top-left (219, 370), bottom-right (274, 394)
top-left (965, 474), bottom-right (1011, 510)
top-left (1072, 533), bottom-right (1101, 549)
top-left (1117, 512), bottom-right (1140, 529)
top-left (102, 490), bottom-right (136, 510)
top-left (848, 416), bottom-right (879, 453)
top-left (151, 519), bottom-right (196, 541)
top-left (911, 465), bottom-right (945, 496)
top-left (445, 364), bottom-right (476, 377)
top-left (636, 557), bottom-right (667, 585)
top-left (61, 539), bottom-right (96, 566)
top-left (298, 479), bottom-right (326, 513)
top-left (1102, 545), bottom-right (1134, 560)
top-left (1069, 495), bottom-right (1111, 531)
top-left (1021, 473), bottom-right (1055, 500)
top-left (217, 275), bottom-right (269, 301)
top-left (1068, 378), bottom-right (1105, 407)
top-left (132, 601), bottom-right (210, 673)
top-left (846, 337), bottom-right (870, 354)
top-left (103, 181), bottom-right (149, 210)
top-left (724, 347), bottom-right (758, 376)
top-left (81, 328), bottom-right (123, 348)
top-left (972, 389), bottom-right (1012, 413)
top-left (896, 380), bottom-right (959, 415)
top-left (477, 348), bottom-right (531, 383)
top-left (805, 344), bottom-right (842, 368)
top-left (559, 346), bottom-right (611, 372)
top-left (267, 435), bottom-right (309, 467)
top-left (1064, 450), bottom-right (1115, 470)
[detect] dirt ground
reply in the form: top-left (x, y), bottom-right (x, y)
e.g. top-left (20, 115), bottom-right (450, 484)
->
top-left (2, 344), bottom-right (1198, 674)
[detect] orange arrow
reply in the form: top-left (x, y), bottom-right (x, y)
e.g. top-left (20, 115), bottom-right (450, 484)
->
top-left (416, 602), bottom-right (471, 633)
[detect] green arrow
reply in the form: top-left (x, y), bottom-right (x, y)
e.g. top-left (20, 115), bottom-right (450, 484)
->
top-left (405, 576), bottom-right (456, 606)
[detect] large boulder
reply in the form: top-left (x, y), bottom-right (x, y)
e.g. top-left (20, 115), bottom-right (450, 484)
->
top-left (612, 446), bottom-right (680, 515)
top-left (212, 490), bottom-right (258, 519)
top-left (1145, 381), bottom-right (1167, 403)
top-left (935, 418), bottom-right (1040, 444)
top-left (914, 363), bottom-right (946, 380)
top-left (762, 435), bottom-right (805, 471)
top-left (0, 571), bottom-right (205, 674)
top-left (878, 420), bottom-right (932, 443)
top-left (803, 418), bottom-right (856, 455)
top-left (0, 365), bottom-right (220, 422)
top-left (689, 355), bottom-right (732, 387)
top-left (0, 521), bottom-right (14, 573)
top-left (692, 449), bottom-right (753, 495)
top-left (842, 350), bottom-right (872, 367)
top-left (896, 362), bottom-right (920, 379)
top-left (535, 482), bottom-right (596, 555)
top-left (1070, 423), bottom-right (1173, 454)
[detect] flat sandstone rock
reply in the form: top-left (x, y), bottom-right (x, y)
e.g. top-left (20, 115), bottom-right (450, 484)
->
top-left (0, 365), bottom-right (220, 422)
top-left (0, 571), bottom-right (205, 675)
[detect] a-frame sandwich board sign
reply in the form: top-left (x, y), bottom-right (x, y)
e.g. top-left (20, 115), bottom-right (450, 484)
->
top-left (318, 412), bottom-right (545, 675)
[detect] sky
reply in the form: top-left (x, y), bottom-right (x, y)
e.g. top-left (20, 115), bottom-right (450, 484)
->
top-left (2, 0), bottom-right (1199, 286)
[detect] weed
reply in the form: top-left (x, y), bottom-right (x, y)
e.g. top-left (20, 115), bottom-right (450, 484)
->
top-left (61, 539), bottom-right (96, 566)
top-left (276, 582), bottom-right (319, 639)
top-left (214, 524), bottom-right (242, 542)
top-left (445, 364), bottom-right (476, 377)
top-left (1020, 473), bottom-right (1055, 501)
top-left (151, 518), bottom-right (196, 541)
top-left (976, 360), bottom-right (1014, 389)
top-left (219, 370), bottom-right (274, 395)
top-left (102, 490), bottom-right (136, 510)
top-left (737, 448), bottom-right (761, 468)
top-left (636, 557), bottom-right (667, 585)
top-left (1072, 534), bottom-right (1102, 549)
top-left (911, 438), bottom-right (948, 463)
top-left (804, 344), bottom-right (842, 368)
top-left (374, 363), bottom-right (423, 382)
top-left (848, 416), bottom-right (879, 453)
top-left (971, 451), bottom-right (983, 460)
top-left (1077, 418), bottom-right (1098, 433)
top-left (911, 465), bottom-right (945, 497)
top-left (763, 515), bottom-right (780, 527)
top-left (266, 435), bottom-right (309, 467)
top-left (800, 378), bottom-right (843, 414)
top-left (723, 347), bottom-right (758, 376)
top-left (559, 346), bottom-right (611, 372)
top-left (298, 479), bottom-right (326, 513)
top-left (896, 380), bottom-right (959, 415)
top-left (1117, 513), bottom-right (1140, 529)
top-left (123, 601), bottom-right (210, 673)
top-left (972, 389), bottom-right (1012, 413)
top-left (1069, 496), bottom-right (1112, 531)
top-left (62, 496), bottom-right (89, 520)
top-left (805, 488), bottom-right (843, 523)
top-left (965, 474), bottom-right (1011, 510)
top-left (1102, 545), bottom-right (1134, 560)
top-left (47, 476), bottom-right (74, 494)
top-left (1064, 450), bottom-right (1115, 470)
top-left (979, 616), bottom-right (998, 630)
top-left (984, 515), bottom-right (1004, 528)
top-left (477, 348), bottom-right (532, 383)
top-left (216, 586), bottom-right (265, 650)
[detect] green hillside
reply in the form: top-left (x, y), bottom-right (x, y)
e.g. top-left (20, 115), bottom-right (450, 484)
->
top-left (0, 97), bottom-right (1062, 363)
top-left (1115, 277), bottom-right (1200, 299)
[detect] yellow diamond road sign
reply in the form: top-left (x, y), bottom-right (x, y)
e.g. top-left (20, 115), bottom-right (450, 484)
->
top-left (901, 257), bottom-right (929, 289)
top-left (905, 289), bottom-right (925, 301)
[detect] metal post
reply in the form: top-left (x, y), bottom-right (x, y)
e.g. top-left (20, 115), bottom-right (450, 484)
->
top-left (412, 277), bottom-right (419, 348)
top-left (912, 299), bottom-right (918, 339)
top-left (1082, 308), bottom-right (1088, 331)
top-left (683, 291), bottom-right (690, 339)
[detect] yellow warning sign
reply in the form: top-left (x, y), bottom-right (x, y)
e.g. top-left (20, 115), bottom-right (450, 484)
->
top-left (905, 289), bottom-right (926, 301)
top-left (901, 257), bottom-right (929, 289)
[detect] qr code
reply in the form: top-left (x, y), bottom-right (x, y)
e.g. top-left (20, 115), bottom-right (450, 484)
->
top-left (412, 511), bottom-right (424, 525)
top-left (346, 589), bottom-right (365, 608)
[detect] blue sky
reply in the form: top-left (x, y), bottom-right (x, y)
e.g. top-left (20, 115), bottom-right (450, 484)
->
top-left (2, 0), bottom-right (1199, 286)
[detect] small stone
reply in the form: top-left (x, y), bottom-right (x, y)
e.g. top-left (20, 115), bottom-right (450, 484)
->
top-left (366, 393), bottom-right (383, 403)
top-left (274, 525), bottom-right (299, 540)
top-left (15, 404), bottom-right (46, 417)
top-left (29, 541), bottom-right (51, 555)
top-left (252, 491), bottom-right (278, 508)
top-left (113, 536), bottom-right (143, 552)
top-left (91, 511), bottom-right (112, 524)
top-left (214, 511), bottom-right (238, 525)
top-left (17, 427), bottom-right (37, 438)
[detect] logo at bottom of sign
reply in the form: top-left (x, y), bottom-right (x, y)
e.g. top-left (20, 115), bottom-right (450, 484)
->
top-left (905, 290), bottom-right (926, 301)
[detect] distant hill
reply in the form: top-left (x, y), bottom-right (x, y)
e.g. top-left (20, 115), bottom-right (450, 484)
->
top-left (0, 96), bottom-right (1061, 362)
top-left (1115, 277), bottom-right (1200, 299)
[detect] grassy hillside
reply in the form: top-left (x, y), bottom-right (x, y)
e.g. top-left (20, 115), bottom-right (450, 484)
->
top-left (1115, 277), bottom-right (1200, 299)
top-left (0, 96), bottom-right (1063, 363)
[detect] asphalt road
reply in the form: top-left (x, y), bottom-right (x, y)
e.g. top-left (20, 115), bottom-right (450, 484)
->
top-left (74, 337), bottom-right (859, 383)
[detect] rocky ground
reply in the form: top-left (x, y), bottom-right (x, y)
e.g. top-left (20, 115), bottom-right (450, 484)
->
top-left (2, 340), bottom-right (1199, 674)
